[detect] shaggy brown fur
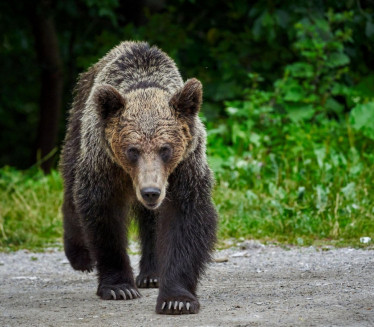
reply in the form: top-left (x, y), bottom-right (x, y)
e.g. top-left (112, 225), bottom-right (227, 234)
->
top-left (60, 41), bottom-right (217, 315)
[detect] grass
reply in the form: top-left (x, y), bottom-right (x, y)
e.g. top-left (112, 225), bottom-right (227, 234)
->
top-left (214, 162), bottom-right (374, 248)
top-left (0, 167), bottom-right (63, 251)
top-left (0, 123), bottom-right (374, 251)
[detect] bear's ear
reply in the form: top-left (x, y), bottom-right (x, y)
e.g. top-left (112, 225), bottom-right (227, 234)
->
top-left (170, 78), bottom-right (202, 117)
top-left (94, 84), bottom-right (126, 120)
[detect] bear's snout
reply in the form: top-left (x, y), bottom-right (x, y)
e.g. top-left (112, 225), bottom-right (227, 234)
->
top-left (141, 187), bottom-right (161, 204)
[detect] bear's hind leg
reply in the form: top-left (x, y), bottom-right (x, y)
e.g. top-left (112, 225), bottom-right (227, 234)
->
top-left (63, 192), bottom-right (94, 272)
top-left (135, 205), bottom-right (159, 288)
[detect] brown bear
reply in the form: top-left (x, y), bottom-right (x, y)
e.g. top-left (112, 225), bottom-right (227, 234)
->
top-left (60, 41), bottom-right (218, 315)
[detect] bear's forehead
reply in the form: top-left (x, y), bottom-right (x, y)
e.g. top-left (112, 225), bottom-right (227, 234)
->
top-left (121, 89), bottom-right (178, 130)
top-left (124, 87), bottom-right (171, 110)
top-left (118, 115), bottom-right (183, 142)
top-left (113, 87), bottom-right (185, 141)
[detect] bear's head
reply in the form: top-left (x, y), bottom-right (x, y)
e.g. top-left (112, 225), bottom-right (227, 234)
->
top-left (94, 79), bottom-right (202, 210)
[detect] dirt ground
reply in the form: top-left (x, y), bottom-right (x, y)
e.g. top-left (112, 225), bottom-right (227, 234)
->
top-left (1, 242), bottom-right (374, 327)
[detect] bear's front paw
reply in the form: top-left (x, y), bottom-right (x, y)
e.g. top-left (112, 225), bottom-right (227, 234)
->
top-left (156, 294), bottom-right (200, 315)
top-left (97, 283), bottom-right (141, 300)
top-left (136, 274), bottom-right (159, 288)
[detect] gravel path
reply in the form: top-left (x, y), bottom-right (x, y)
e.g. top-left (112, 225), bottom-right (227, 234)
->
top-left (1, 243), bottom-right (374, 327)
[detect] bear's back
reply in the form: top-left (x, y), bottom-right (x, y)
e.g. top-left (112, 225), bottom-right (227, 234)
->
top-left (95, 41), bottom-right (183, 95)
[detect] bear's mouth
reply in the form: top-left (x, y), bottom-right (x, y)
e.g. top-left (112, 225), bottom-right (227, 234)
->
top-left (143, 201), bottom-right (162, 210)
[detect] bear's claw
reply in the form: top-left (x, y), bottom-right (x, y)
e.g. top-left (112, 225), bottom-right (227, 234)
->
top-left (136, 275), bottom-right (159, 288)
top-left (125, 289), bottom-right (132, 299)
top-left (110, 290), bottom-right (116, 300)
top-left (158, 299), bottom-right (196, 314)
top-left (97, 283), bottom-right (141, 300)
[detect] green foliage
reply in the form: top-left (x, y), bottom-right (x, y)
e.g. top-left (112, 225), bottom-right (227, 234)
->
top-left (277, 10), bottom-right (352, 122)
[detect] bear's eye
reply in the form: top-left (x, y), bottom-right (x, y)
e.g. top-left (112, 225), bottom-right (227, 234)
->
top-left (159, 145), bottom-right (172, 162)
top-left (126, 147), bottom-right (140, 163)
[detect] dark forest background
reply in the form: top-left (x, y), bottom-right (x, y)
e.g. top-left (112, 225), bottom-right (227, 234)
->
top-left (1, 0), bottom-right (374, 171)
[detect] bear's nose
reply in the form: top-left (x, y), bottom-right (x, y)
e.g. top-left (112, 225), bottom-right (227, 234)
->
top-left (141, 187), bottom-right (161, 203)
